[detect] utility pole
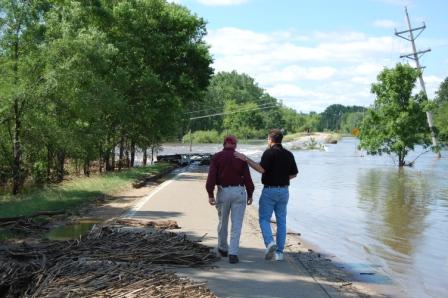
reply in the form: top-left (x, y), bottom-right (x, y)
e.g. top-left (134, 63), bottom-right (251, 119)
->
top-left (395, 7), bottom-right (441, 158)
top-left (189, 129), bottom-right (192, 152)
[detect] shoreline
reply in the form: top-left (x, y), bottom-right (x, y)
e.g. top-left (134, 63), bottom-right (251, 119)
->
top-left (123, 166), bottom-right (388, 297)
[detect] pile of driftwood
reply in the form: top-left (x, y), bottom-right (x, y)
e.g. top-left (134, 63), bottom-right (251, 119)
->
top-left (0, 211), bottom-right (66, 238)
top-left (114, 218), bottom-right (181, 230)
top-left (0, 219), bottom-right (50, 237)
top-left (0, 221), bottom-right (218, 297)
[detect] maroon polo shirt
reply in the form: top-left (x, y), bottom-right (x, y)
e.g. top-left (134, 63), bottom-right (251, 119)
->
top-left (206, 148), bottom-right (254, 198)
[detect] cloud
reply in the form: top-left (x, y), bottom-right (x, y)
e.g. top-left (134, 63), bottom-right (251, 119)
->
top-left (373, 19), bottom-right (398, 29)
top-left (196, 0), bottom-right (249, 5)
top-left (312, 31), bottom-right (367, 42)
top-left (421, 75), bottom-right (443, 98)
top-left (257, 66), bottom-right (337, 85)
top-left (206, 27), bottom-right (443, 112)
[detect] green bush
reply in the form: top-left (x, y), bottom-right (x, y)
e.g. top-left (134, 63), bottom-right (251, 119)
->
top-left (435, 102), bottom-right (448, 145)
top-left (32, 162), bottom-right (47, 185)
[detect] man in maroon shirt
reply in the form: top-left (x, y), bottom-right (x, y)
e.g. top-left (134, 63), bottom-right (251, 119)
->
top-left (206, 135), bottom-right (254, 264)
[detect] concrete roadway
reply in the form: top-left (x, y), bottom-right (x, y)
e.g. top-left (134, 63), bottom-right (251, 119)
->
top-left (126, 167), bottom-right (336, 298)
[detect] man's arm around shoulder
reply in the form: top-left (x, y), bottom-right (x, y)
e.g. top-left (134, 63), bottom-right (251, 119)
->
top-left (234, 151), bottom-right (265, 174)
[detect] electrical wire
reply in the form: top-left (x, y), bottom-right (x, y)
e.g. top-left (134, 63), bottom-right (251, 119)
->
top-left (189, 104), bottom-right (279, 120)
top-left (185, 97), bottom-right (280, 115)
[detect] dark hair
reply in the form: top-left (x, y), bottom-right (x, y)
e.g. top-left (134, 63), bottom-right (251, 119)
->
top-left (269, 129), bottom-right (283, 144)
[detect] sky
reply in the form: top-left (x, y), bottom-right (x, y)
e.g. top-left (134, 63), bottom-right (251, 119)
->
top-left (171, 0), bottom-right (448, 113)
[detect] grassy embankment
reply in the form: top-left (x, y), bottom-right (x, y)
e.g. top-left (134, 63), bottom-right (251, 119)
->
top-left (0, 163), bottom-right (171, 220)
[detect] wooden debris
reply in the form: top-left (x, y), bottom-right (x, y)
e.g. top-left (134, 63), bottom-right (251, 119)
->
top-left (0, 218), bottom-right (51, 235)
top-left (0, 221), bottom-right (218, 298)
top-left (116, 218), bottom-right (180, 229)
top-left (0, 210), bottom-right (65, 223)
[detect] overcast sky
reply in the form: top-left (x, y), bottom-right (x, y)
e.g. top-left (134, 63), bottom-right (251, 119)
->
top-left (172, 0), bottom-right (448, 112)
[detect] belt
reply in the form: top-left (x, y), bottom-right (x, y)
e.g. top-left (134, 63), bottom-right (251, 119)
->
top-left (264, 185), bottom-right (288, 188)
top-left (219, 184), bottom-right (244, 188)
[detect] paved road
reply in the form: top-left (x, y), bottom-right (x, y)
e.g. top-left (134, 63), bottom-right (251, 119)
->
top-left (126, 167), bottom-right (335, 298)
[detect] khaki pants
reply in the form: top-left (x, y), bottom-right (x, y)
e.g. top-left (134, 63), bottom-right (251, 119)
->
top-left (216, 186), bottom-right (247, 255)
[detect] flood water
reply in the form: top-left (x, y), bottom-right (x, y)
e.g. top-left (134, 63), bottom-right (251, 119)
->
top-left (46, 219), bottom-right (102, 241)
top-left (162, 138), bottom-right (448, 298)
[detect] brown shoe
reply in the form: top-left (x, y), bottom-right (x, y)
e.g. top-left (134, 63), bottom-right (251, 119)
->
top-left (229, 255), bottom-right (239, 264)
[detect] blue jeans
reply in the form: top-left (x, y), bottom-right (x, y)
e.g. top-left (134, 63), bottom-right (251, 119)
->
top-left (259, 187), bottom-right (289, 253)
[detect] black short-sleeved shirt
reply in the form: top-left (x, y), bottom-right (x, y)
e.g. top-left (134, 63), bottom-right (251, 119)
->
top-left (260, 144), bottom-right (298, 186)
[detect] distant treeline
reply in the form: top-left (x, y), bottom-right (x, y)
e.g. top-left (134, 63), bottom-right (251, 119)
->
top-left (186, 71), bottom-right (448, 145)
top-left (185, 71), bottom-right (367, 143)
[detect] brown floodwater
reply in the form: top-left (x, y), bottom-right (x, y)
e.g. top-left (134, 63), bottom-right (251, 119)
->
top-left (271, 138), bottom-right (447, 298)
top-left (162, 138), bottom-right (448, 297)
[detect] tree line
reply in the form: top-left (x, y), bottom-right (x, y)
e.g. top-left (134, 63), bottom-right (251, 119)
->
top-left (185, 71), bottom-right (367, 143)
top-left (0, 0), bottom-right (212, 194)
top-left (186, 71), bottom-right (315, 141)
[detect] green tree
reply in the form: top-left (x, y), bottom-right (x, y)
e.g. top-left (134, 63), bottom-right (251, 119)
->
top-left (223, 101), bottom-right (265, 139)
top-left (0, 0), bottom-right (49, 193)
top-left (319, 104), bottom-right (366, 131)
top-left (42, 1), bottom-right (121, 178)
top-left (435, 77), bottom-right (448, 105)
top-left (188, 71), bottom-right (308, 136)
top-left (303, 112), bottom-right (321, 132)
top-left (278, 107), bottom-right (305, 133)
top-left (341, 111), bottom-right (365, 134)
top-left (109, 0), bottom-right (212, 159)
top-left (188, 71), bottom-right (265, 132)
top-left (359, 64), bottom-right (430, 167)
top-left (434, 77), bottom-right (448, 144)
top-left (434, 103), bottom-right (448, 144)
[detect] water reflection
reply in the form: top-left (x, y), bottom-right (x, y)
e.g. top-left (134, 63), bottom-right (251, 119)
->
top-left (358, 169), bottom-right (432, 256)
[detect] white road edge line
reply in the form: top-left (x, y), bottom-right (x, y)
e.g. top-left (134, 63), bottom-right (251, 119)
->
top-left (123, 171), bottom-right (186, 218)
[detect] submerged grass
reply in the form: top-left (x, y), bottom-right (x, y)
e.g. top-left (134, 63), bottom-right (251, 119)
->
top-left (0, 163), bottom-right (171, 219)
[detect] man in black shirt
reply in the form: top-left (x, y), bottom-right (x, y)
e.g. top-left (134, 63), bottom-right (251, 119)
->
top-left (235, 129), bottom-right (298, 261)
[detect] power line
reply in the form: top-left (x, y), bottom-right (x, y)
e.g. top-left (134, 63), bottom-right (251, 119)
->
top-left (395, 7), bottom-right (441, 158)
top-left (185, 97), bottom-right (281, 115)
top-left (186, 101), bottom-right (278, 120)
top-left (189, 104), bottom-right (278, 120)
